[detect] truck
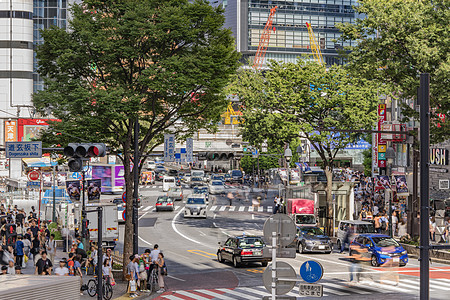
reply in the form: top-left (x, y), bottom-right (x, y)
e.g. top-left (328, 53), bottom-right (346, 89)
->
top-left (86, 203), bottom-right (119, 250)
top-left (287, 198), bottom-right (316, 227)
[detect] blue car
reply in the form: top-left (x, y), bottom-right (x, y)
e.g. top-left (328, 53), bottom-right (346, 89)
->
top-left (351, 234), bottom-right (408, 267)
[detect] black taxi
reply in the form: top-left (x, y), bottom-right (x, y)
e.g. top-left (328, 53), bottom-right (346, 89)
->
top-left (217, 235), bottom-right (270, 268)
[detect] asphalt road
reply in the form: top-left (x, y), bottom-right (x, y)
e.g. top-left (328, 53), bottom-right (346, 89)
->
top-left (117, 181), bottom-right (450, 300)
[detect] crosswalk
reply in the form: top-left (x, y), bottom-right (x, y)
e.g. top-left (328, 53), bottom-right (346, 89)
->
top-left (158, 278), bottom-right (450, 299)
top-left (139, 205), bottom-right (273, 213)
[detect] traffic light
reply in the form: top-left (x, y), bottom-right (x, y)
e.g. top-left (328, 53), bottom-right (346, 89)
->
top-left (64, 143), bottom-right (107, 172)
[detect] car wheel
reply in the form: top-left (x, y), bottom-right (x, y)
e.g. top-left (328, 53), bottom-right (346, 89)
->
top-left (233, 256), bottom-right (240, 268)
top-left (298, 242), bottom-right (304, 254)
top-left (371, 255), bottom-right (379, 267)
top-left (217, 252), bottom-right (225, 263)
top-left (261, 261), bottom-right (268, 267)
top-left (336, 240), bottom-right (341, 251)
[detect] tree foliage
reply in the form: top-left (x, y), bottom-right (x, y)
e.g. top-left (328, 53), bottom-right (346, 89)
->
top-left (33, 0), bottom-right (239, 271)
top-left (337, 0), bottom-right (449, 143)
top-left (229, 60), bottom-right (380, 234)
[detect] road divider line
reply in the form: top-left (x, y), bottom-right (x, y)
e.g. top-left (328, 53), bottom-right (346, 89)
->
top-left (167, 275), bottom-right (186, 282)
top-left (143, 206), bottom-right (153, 211)
top-left (171, 207), bottom-right (215, 248)
top-left (138, 236), bottom-right (152, 246)
top-left (187, 249), bottom-right (216, 258)
top-left (138, 212), bottom-right (149, 220)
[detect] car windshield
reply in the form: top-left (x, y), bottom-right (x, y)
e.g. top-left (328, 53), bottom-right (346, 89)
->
top-left (372, 237), bottom-right (400, 247)
top-left (238, 237), bottom-right (264, 249)
top-left (194, 187), bottom-right (207, 193)
top-left (169, 188), bottom-right (180, 193)
top-left (157, 197), bottom-right (172, 203)
top-left (357, 224), bottom-right (376, 233)
top-left (212, 181), bottom-right (223, 186)
top-left (192, 172), bottom-right (203, 177)
top-left (295, 215), bottom-right (316, 224)
top-left (192, 177), bottom-right (201, 181)
top-left (232, 170), bottom-right (242, 177)
top-left (187, 198), bottom-right (205, 205)
top-left (301, 227), bottom-right (324, 236)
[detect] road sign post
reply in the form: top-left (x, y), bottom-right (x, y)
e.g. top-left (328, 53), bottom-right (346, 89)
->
top-left (300, 260), bottom-right (324, 283)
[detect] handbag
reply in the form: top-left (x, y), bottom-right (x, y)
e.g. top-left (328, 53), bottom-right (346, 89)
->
top-left (110, 278), bottom-right (116, 286)
top-left (129, 279), bottom-right (137, 292)
top-left (160, 263), bottom-right (168, 276)
top-left (125, 273), bottom-right (132, 281)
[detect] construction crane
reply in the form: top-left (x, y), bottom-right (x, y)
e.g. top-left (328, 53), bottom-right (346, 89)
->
top-left (222, 102), bottom-right (242, 125)
top-left (253, 6), bottom-right (278, 70)
top-left (306, 22), bottom-right (324, 66)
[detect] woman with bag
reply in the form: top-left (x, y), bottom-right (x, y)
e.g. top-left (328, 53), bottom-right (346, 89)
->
top-left (156, 253), bottom-right (166, 293)
top-left (127, 255), bottom-right (140, 298)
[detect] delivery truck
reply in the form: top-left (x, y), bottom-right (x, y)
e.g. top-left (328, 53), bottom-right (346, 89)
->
top-left (86, 203), bottom-right (119, 250)
top-left (287, 198), bottom-right (316, 227)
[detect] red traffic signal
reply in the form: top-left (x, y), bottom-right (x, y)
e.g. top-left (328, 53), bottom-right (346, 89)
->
top-left (87, 143), bottom-right (106, 157)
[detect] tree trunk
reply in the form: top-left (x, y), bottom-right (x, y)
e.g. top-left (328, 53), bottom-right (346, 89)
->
top-left (122, 145), bottom-right (134, 277)
top-left (324, 165), bottom-right (334, 236)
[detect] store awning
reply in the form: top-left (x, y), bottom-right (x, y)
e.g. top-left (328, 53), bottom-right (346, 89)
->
top-left (22, 158), bottom-right (57, 168)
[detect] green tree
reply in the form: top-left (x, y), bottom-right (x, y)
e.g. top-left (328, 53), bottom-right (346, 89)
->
top-left (230, 60), bottom-right (380, 234)
top-left (33, 0), bottom-right (239, 272)
top-left (337, 0), bottom-right (449, 143)
top-left (362, 149), bottom-right (372, 177)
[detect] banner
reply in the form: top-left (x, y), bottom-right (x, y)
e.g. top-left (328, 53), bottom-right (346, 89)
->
top-left (57, 172), bottom-right (67, 187)
top-left (66, 180), bottom-right (81, 201)
top-left (164, 134), bottom-right (175, 162)
top-left (42, 172), bottom-right (52, 187)
top-left (394, 175), bottom-right (408, 195)
top-left (186, 138), bottom-right (193, 163)
top-left (375, 175), bottom-right (391, 191)
top-left (87, 179), bottom-right (101, 201)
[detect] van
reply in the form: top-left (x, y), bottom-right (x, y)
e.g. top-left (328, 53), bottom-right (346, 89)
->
top-left (162, 176), bottom-right (176, 192)
top-left (336, 220), bottom-right (376, 250)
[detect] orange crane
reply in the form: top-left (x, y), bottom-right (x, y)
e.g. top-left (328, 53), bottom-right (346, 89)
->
top-left (253, 6), bottom-right (278, 70)
top-left (306, 22), bottom-right (324, 66)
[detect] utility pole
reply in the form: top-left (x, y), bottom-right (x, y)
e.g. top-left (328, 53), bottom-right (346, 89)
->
top-left (419, 73), bottom-right (430, 300)
top-left (52, 156), bottom-right (57, 223)
top-left (81, 169), bottom-right (87, 247)
top-left (133, 118), bottom-right (140, 255)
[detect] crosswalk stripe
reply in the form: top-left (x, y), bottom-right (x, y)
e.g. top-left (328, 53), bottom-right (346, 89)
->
top-left (267, 206), bottom-right (272, 212)
top-left (238, 206), bottom-right (245, 212)
top-left (434, 278), bottom-right (450, 284)
top-left (217, 288), bottom-right (259, 300)
top-left (362, 280), bottom-right (411, 293)
top-left (197, 289), bottom-right (234, 300)
top-left (210, 206), bottom-right (217, 211)
top-left (229, 206), bottom-right (236, 211)
top-left (258, 206), bottom-right (263, 212)
top-left (248, 206), bottom-right (254, 212)
top-left (219, 206), bottom-right (227, 212)
top-left (175, 206), bottom-right (181, 210)
top-left (381, 279), bottom-right (419, 290)
top-left (143, 206), bottom-right (152, 211)
top-left (175, 290), bottom-right (211, 300)
top-left (239, 287), bottom-right (268, 297)
top-left (161, 295), bottom-right (184, 300)
top-left (402, 279), bottom-right (449, 291)
top-left (325, 282), bottom-right (370, 294)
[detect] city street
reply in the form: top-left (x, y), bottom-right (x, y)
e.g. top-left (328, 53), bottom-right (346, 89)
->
top-left (116, 182), bottom-right (450, 300)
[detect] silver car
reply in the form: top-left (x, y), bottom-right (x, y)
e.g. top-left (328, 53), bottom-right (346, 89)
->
top-left (183, 194), bottom-right (207, 218)
top-left (155, 196), bottom-right (175, 212)
top-left (209, 180), bottom-right (225, 195)
top-left (167, 187), bottom-right (183, 201)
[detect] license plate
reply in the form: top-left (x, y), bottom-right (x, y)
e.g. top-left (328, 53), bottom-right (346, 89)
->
top-left (319, 245), bottom-right (325, 250)
top-left (253, 251), bottom-right (261, 256)
top-left (393, 257), bottom-right (399, 263)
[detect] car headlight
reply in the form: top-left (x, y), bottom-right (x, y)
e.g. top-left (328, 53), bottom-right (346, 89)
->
top-left (401, 250), bottom-right (407, 255)
top-left (380, 251), bottom-right (390, 255)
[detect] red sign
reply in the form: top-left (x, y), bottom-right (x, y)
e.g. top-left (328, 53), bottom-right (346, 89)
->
top-left (122, 192), bottom-right (126, 203)
top-left (377, 104), bottom-right (386, 145)
top-left (27, 170), bottom-right (41, 181)
top-left (378, 160), bottom-right (386, 168)
top-left (122, 210), bottom-right (126, 221)
top-left (4, 120), bottom-right (17, 142)
top-left (18, 119), bottom-right (59, 142)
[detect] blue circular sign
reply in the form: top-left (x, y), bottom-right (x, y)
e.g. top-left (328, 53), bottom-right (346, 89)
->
top-left (300, 260), bottom-right (323, 283)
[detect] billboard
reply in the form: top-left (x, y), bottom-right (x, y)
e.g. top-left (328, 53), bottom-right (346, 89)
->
top-left (18, 119), bottom-right (59, 142)
top-left (4, 120), bottom-right (17, 142)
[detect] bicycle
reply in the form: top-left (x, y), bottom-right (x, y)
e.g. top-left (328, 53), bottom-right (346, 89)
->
top-left (86, 276), bottom-right (113, 300)
top-left (147, 264), bottom-right (159, 293)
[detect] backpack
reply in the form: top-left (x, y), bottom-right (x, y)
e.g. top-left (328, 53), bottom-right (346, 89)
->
top-left (160, 262), bottom-right (168, 276)
top-left (380, 219), bottom-right (387, 230)
top-left (361, 211), bottom-right (366, 219)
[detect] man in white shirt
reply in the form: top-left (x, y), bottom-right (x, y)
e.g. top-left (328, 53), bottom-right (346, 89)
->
top-left (150, 245), bottom-right (160, 263)
top-left (54, 260), bottom-right (69, 276)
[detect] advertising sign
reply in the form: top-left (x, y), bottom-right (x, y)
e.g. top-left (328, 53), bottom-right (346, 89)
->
top-left (42, 172), bottom-right (52, 187)
top-left (164, 134), bottom-right (175, 162)
top-left (430, 148), bottom-right (448, 166)
top-left (27, 170), bottom-right (41, 181)
top-left (18, 118), bottom-right (59, 142)
top-left (87, 179), bottom-right (101, 201)
top-left (186, 138), bottom-right (193, 163)
top-left (394, 175), bottom-right (408, 195)
top-left (57, 172), bottom-right (67, 187)
top-left (375, 175), bottom-right (391, 191)
top-left (66, 180), bottom-right (81, 201)
top-left (377, 104), bottom-right (386, 145)
top-left (4, 120), bottom-right (17, 142)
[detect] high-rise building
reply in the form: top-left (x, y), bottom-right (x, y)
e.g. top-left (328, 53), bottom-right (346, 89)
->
top-left (223, 0), bottom-right (359, 66)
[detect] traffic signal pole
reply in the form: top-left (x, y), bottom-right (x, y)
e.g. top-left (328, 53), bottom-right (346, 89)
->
top-left (81, 169), bottom-right (87, 247)
top-left (133, 118), bottom-right (140, 255)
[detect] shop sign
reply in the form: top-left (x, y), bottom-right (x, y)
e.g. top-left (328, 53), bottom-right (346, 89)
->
top-left (4, 120), bottom-right (17, 142)
top-left (430, 148), bottom-right (448, 166)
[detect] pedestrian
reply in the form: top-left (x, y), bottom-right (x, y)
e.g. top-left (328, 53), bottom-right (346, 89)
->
top-left (430, 216), bottom-right (436, 242)
top-left (398, 219), bottom-right (407, 237)
top-left (29, 220), bottom-right (39, 237)
top-left (22, 233), bottom-right (31, 258)
top-left (35, 251), bottom-right (52, 275)
top-left (127, 255), bottom-right (140, 298)
top-left (54, 259), bottom-right (70, 276)
top-left (86, 245), bottom-right (97, 275)
top-left (14, 235), bottom-right (25, 268)
top-left (6, 259), bottom-right (15, 275)
top-left (392, 211), bottom-right (399, 236)
top-left (46, 233), bottom-right (56, 264)
top-left (76, 238), bottom-right (84, 250)
top-left (374, 214), bottom-right (381, 233)
top-left (379, 213), bottom-right (389, 235)
top-left (1, 266), bottom-right (7, 275)
top-left (61, 226), bottom-right (69, 252)
top-left (156, 252), bottom-right (166, 293)
top-left (340, 225), bottom-right (352, 253)
top-left (227, 192), bottom-right (234, 206)
top-left (102, 258), bottom-right (112, 285)
top-left (142, 249), bottom-right (151, 291)
top-left (273, 195), bottom-right (280, 214)
top-left (103, 248), bottom-right (113, 269)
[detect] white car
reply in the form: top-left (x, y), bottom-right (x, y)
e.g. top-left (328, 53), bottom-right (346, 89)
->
top-left (209, 180), bottom-right (225, 195)
top-left (146, 160), bottom-right (157, 170)
top-left (184, 194), bottom-right (207, 218)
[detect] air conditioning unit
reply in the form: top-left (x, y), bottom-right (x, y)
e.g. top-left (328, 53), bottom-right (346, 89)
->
top-left (439, 179), bottom-right (449, 190)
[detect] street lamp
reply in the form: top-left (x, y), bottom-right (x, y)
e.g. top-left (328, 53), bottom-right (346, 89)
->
top-left (284, 145), bottom-right (292, 184)
top-left (296, 145), bottom-right (303, 183)
top-left (385, 146), bottom-right (395, 237)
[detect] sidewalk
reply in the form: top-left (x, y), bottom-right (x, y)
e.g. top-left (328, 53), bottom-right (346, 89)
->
top-left (19, 247), bottom-right (133, 299)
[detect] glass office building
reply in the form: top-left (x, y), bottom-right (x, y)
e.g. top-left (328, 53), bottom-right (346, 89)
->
top-left (223, 0), bottom-right (359, 66)
top-left (33, 0), bottom-right (70, 92)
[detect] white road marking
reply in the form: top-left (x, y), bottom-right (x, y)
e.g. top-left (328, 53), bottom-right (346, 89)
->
top-left (229, 206), bottom-right (236, 211)
top-left (138, 236), bottom-right (152, 246)
top-left (198, 289), bottom-right (234, 300)
top-left (175, 206), bottom-right (181, 210)
top-left (325, 282), bottom-right (370, 294)
top-left (323, 287), bottom-right (349, 296)
top-left (217, 288), bottom-right (259, 300)
top-left (240, 287), bottom-right (268, 297)
top-left (171, 205), bottom-right (214, 248)
top-left (238, 206), bottom-right (245, 212)
top-left (267, 206), bottom-right (272, 212)
top-left (175, 291), bottom-right (209, 300)
top-left (258, 206), bottom-right (263, 212)
top-left (219, 206), bottom-right (227, 211)
top-left (210, 205), bottom-right (217, 211)
top-left (142, 206), bottom-right (153, 211)
top-left (252, 214), bottom-right (255, 220)
top-left (161, 295), bottom-right (184, 300)
top-left (138, 212), bottom-right (149, 220)
top-left (248, 206), bottom-right (254, 212)
top-left (167, 275), bottom-right (186, 282)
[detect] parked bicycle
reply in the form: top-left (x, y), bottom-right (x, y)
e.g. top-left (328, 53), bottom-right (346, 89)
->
top-left (147, 264), bottom-right (159, 292)
top-left (86, 276), bottom-right (113, 300)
